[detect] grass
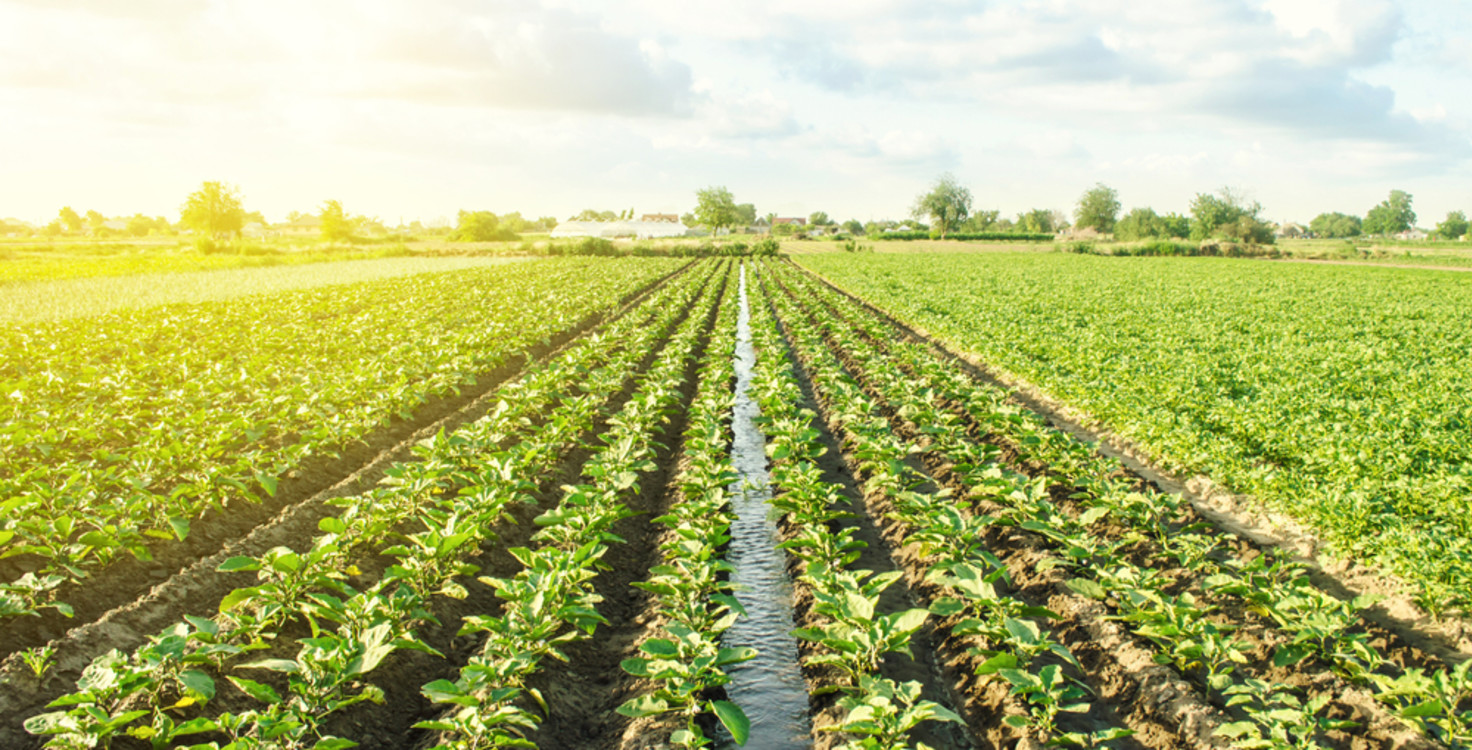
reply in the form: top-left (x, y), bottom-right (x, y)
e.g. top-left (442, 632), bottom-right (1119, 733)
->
top-left (0, 256), bottom-right (531, 322)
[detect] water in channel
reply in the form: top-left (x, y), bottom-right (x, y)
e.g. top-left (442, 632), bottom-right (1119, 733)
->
top-left (717, 264), bottom-right (812, 748)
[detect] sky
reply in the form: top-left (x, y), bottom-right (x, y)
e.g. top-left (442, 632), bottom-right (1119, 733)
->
top-left (0, 0), bottom-right (1468, 228)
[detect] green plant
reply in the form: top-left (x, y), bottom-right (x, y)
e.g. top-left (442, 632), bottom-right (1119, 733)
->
top-left (821, 676), bottom-right (961, 749)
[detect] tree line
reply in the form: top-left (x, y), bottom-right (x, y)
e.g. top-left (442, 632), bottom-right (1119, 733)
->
top-left (910, 176), bottom-right (1469, 243)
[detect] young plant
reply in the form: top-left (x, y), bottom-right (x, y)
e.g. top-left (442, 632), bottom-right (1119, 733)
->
top-left (820, 676), bottom-right (961, 750)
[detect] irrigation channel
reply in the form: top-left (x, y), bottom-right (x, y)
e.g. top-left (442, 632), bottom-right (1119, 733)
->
top-left (719, 263), bottom-right (813, 748)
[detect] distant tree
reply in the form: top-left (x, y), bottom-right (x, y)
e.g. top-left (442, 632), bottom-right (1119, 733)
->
top-left (1017, 208), bottom-right (1058, 234)
top-left (1363, 189), bottom-right (1415, 235)
top-left (808, 211), bottom-right (832, 227)
top-left (1049, 209), bottom-right (1071, 233)
top-left (681, 212), bottom-right (698, 228)
top-left (496, 212), bottom-right (527, 233)
top-left (1308, 212), bottom-right (1362, 238)
top-left (1114, 207), bottom-right (1162, 241)
top-left (1160, 213), bottom-right (1190, 239)
top-left (1075, 183), bottom-right (1121, 233)
top-left (1434, 210), bottom-right (1468, 240)
top-left (572, 209), bottom-right (618, 222)
top-left (772, 221), bottom-right (797, 237)
top-left (84, 209), bottom-right (107, 234)
top-left (43, 220), bottom-right (63, 238)
top-left (912, 174), bottom-right (971, 239)
top-left (452, 210), bottom-right (518, 242)
top-left (58, 206), bottom-right (83, 234)
top-left (285, 210), bottom-right (306, 224)
top-left (961, 209), bottom-right (1001, 233)
top-left (125, 214), bottom-right (153, 237)
top-left (843, 219), bottom-right (864, 235)
top-left (320, 200), bottom-right (353, 241)
top-left (694, 186), bottom-right (740, 235)
top-left (534, 216), bottom-right (558, 231)
top-left (1189, 188), bottom-right (1273, 243)
top-left (180, 181), bottom-right (246, 241)
top-left (734, 203), bottom-right (757, 228)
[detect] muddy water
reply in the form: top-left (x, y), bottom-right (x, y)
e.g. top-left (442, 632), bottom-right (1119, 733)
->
top-left (718, 264), bottom-right (812, 748)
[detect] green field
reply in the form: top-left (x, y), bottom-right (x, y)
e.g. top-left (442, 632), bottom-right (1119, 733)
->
top-left (799, 252), bottom-right (1472, 613)
top-left (0, 256), bottom-right (530, 322)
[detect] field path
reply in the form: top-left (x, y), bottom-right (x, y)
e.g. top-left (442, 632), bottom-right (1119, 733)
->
top-left (1270, 257), bottom-right (1472, 272)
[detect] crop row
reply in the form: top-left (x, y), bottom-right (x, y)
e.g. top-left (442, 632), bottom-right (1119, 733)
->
top-left (416, 259), bottom-right (725, 749)
top-left (797, 252), bottom-right (1472, 618)
top-left (760, 263), bottom-right (1135, 747)
top-left (0, 258), bottom-right (685, 620)
top-left (770, 260), bottom-right (1472, 747)
top-left (20, 261), bottom-right (723, 749)
top-left (615, 263), bottom-right (753, 747)
top-left (745, 267), bottom-right (963, 749)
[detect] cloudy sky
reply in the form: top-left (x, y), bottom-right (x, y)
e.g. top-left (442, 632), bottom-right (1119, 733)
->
top-left (1, 0), bottom-right (1468, 227)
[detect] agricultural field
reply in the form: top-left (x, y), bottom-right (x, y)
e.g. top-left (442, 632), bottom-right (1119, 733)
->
top-left (798, 253), bottom-right (1472, 620)
top-left (1, 253), bottom-right (1469, 750)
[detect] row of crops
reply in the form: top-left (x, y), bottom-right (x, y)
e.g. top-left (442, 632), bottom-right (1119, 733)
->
top-left (0, 257), bottom-right (682, 623)
top-left (5, 252), bottom-right (1468, 749)
top-left (797, 252), bottom-right (1472, 618)
top-left (749, 259), bottom-right (1470, 748)
top-left (7, 258), bottom-right (741, 748)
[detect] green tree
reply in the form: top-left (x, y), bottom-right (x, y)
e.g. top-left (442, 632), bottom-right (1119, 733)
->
top-left (58, 206), bottom-right (83, 234)
top-left (961, 209), bottom-right (1001, 233)
top-left (1160, 213), bottom-right (1190, 238)
top-left (1189, 188), bottom-right (1273, 243)
top-left (842, 219), bottom-right (864, 235)
top-left (1075, 183), bottom-right (1121, 233)
top-left (694, 186), bottom-right (739, 235)
top-left (320, 200), bottom-right (353, 241)
top-left (451, 210), bottom-right (518, 241)
top-left (912, 173), bottom-right (971, 239)
top-left (125, 214), bottom-right (153, 237)
top-left (808, 210), bottom-right (832, 227)
top-left (1308, 212), bottom-right (1362, 238)
top-left (1017, 208), bottom-right (1058, 234)
top-left (734, 203), bottom-right (757, 228)
top-left (1434, 210), bottom-right (1468, 240)
top-left (1113, 207), bottom-right (1161, 241)
top-left (180, 181), bottom-right (246, 241)
top-left (1363, 189), bottom-right (1415, 235)
top-left (84, 209), bottom-right (107, 234)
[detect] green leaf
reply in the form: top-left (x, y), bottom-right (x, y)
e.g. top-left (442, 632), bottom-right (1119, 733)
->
top-left (180, 669), bottom-right (216, 700)
top-left (1272, 644), bottom-right (1312, 668)
top-left (168, 516), bottom-right (191, 541)
top-left (218, 587), bottom-right (258, 612)
top-left (711, 700), bottom-right (750, 745)
top-left (639, 639), bottom-right (679, 657)
top-left (1065, 578), bottom-right (1107, 600)
top-left (229, 677), bottom-right (282, 705)
top-left (974, 653), bottom-right (1018, 676)
top-left (318, 517), bottom-right (347, 535)
top-left (1401, 699), bottom-right (1443, 718)
top-left (312, 738), bottom-right (359, 750)
top-left (239, 658), bottom-right (300, 674)
top-left (617, 694), bottom-right (670, 718)
top-left (217, 557), bottom-right (261, 573)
